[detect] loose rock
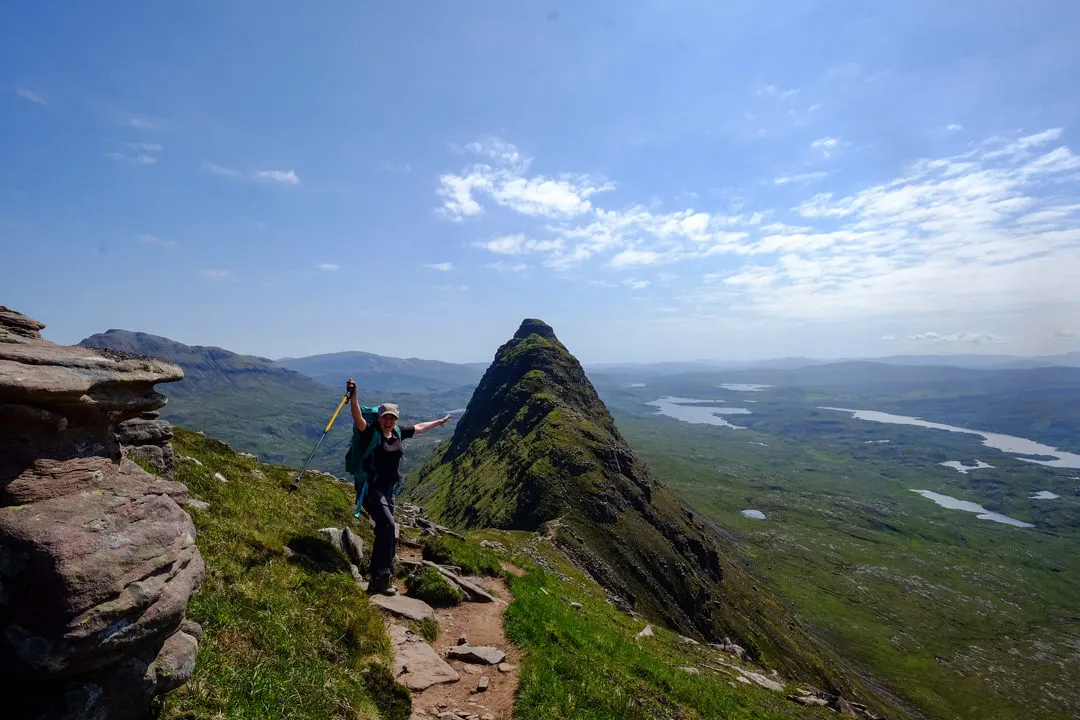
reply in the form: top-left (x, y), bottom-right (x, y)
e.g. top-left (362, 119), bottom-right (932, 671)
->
top-left (389, 625), bottom-right (460, 691)
top-left (447, 645), bottom-right (507, 665)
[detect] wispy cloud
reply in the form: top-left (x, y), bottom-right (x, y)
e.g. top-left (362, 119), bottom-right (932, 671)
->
top-left (16, 87), bottom-right (46, 106)
top-left (624, 278), bottom-right (651, 290)
top-left (382, 162), bottom-right (412, 172)
top-left (204, 163), bottom-right (300, 185)
top-left (137, 234), bottom-right (177, 248)
top-left (906, 332), bottom-right (1006, 345)
top-left (254, 169), bottom-right (300, 185)
top-left (773, 171), bottom-right (828, 185)
top-left (947, 124), bottom-right (963, 132)
top-left (425, 262), bottom-right (454, 271)
top-left (316, 263), bottom-right (340, 271)
top-left (109, 151), bottom-right (157, 166)
top-left (204, 162), bottom-right (243, 178)
top-left (1047, 329), bottom-right (1075, 339)
top-left (198, 269), bottom-right (231, 281)
top-left (127, 114), bottom-right (166, 131)
top-left (127, 142), bottom-right (163, 152)
top-left (438, 129), bottom-right (1080, 330)
top-left (487, 261), bottom-right (528, 273)
top-left (437, 138), bottom-right (614, 221)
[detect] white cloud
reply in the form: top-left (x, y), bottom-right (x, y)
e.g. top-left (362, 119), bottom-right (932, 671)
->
top-left (487, 261), bottom-right (527, 273)
top-left (1047, 329), bottom-right (1075, 339)
top-left (774, 172), bottom-right (828, 185)
top-left (437, 138), bottom-right (613, 220)
top-left (316, 263), bottom-right (340, 271)
top-left (137, 234), bottom-right (177, 248)
top-left (947, 124), bottom-right (963, 132)
top-left (434, 129), bottom-right (1080, 332)
top-left (880, 335), bottom-right (896, 341)
top-left (254, 169), bottom-right (300, 185)
top-left (127, 142), bottom-right (162, 152)
top-left (477, 234), bottom-right (562, 255)
top-left (611, 249), bottom-right (663, 268)
top-left (198, 269), bottom-right (231, 280)
top-left (204, 162), bottom-right (243, 178)
top-left (811, 137), bottom-right (839, 149)
top-left (425, 262), bottom-right (454, 271)
top-left (16, 87), bottom-right (46, 106)
top-left (906, 332), bottom-right (1006, 345)
top-left (624, 279), bottom-right (650, 290)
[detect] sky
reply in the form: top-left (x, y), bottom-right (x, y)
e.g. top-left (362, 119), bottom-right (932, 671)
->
top-left (3, 1), bottom-right (1080, 364)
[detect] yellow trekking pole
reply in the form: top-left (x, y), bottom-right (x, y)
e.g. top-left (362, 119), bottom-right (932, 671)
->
top-left (289, 389), bottom-right (350, 491)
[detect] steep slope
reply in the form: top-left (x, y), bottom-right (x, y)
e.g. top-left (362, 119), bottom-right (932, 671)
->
top-left (279, 350), bottom-right (484, 393)
top-left (408, 319), bottom-right (904, 716)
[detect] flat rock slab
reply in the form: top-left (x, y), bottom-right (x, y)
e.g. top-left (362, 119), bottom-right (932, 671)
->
top-left (741, 670), bottom-right (785, 692)
top-left (447, 644), bottom-right (506, 665)
top-left (389, 624), bottom-right (460, 691)
top-left (372, 594), bottom-right (436, 622)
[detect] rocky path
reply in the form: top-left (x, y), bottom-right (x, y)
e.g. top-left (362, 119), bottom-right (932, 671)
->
top-left (382, 547), bottom-right (521, 720)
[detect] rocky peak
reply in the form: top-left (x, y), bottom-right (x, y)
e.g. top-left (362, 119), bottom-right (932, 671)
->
top-left (0, 308), bottom-right (204, 720)
top-left (513, 318), bottom-right (557, 340)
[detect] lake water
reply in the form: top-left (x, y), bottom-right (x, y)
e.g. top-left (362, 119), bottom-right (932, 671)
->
top-left (741, 509), bottom-right (766, 519)
top-left (720, 384), bottom-right (771, 392)
top-left (822, 407), bottom-right (1080, 469)
top-left (647, 396), bottom-right (752, 429)
top-left (940, 460), bottom-right (995, 474)
top-left (445, 408), bottom-right (467, 415)
top-left (910, 490), bottom-right (1034, 528)
top-left (1029, 491), bottom-right (1060, 499)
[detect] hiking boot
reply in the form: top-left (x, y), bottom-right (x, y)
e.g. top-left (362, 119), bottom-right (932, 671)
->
top-left (380, 582), bottom-right (399, 596)
top-left (367, 573), bottom-right (396, 595)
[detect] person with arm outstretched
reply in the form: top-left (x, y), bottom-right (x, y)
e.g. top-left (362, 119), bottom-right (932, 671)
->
top-left (346, 377), bottom-right (452, 595)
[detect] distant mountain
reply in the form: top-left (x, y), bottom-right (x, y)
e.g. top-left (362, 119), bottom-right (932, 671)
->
top-left (78, 330), bottom-right (460, 472)
top-left (278, 350), bottom-right (484, 392)
top-left (408, 319), bottom-right (895, 711)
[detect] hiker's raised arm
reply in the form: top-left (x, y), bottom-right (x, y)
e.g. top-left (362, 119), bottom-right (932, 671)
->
top-left (413, 414), bottom-right (452, 434)
top-left (347, 379), bottom-right (366, 431)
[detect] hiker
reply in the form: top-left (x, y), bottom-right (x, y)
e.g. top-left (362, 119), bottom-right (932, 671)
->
top-left (346, 377), bottom-right (452, 595)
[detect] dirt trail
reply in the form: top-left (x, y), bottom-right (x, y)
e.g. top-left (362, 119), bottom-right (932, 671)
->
top-left (389, 548), bottom-right (522, 720)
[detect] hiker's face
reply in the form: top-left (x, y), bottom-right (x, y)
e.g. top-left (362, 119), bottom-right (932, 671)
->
top-left (379, 414), bottom-right (397, 431)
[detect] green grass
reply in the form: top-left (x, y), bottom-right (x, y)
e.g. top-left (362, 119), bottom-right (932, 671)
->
top-left (601, 393), bottom-right (1080, 720)
top-left (404, 566), bottom-right (463, 607)
top-left (485, 532), bottom-right (831, 720)
top-left (157, 427), bottom-right (411, 720)
top-left (420, 535), bottom-right (504, 577)
top-left (411, 617), bottom-right (440, 643)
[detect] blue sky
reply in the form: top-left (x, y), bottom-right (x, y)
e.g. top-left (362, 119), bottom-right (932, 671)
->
top-left (3, 1), bottom-right (1079, 363)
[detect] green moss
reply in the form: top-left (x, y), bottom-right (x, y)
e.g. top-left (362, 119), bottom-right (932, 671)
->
top-left (404, 567), bottom-right (463, 607)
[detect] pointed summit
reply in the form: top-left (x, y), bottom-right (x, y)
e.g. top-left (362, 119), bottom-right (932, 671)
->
top-left (513, 318), bottom-right (557, 340)
top-left (408, 321), bottom-right (884, 701)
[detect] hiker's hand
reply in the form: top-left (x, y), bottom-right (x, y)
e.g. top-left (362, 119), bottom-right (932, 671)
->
top-left (346, 378), bottom-right (357, 396)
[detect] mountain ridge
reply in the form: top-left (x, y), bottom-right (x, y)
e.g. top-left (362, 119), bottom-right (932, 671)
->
top-left (408, 318), bottom-right (903, 717)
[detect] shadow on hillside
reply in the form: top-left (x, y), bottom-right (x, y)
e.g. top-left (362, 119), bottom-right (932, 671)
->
top-left (285, 534), bottom-right (352, 574)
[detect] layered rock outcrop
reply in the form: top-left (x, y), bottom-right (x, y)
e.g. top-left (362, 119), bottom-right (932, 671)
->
top-left (0, 307), bottom-right (204, 719)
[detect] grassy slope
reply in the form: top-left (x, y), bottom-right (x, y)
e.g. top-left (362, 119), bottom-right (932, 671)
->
top-left (154, 425), bottom-right (867, 720)
top-left (467, 529), bottom-right (839, 720)
top-left (158, 428), bottom-right (410, 720)
top-left (607, 405), bottom-right (1080, 720)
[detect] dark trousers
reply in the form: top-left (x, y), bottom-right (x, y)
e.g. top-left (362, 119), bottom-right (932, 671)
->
top-left (363, 483), bottom-right (397, 579)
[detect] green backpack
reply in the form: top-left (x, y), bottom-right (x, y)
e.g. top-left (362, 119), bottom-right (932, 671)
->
top-left (345, 406), bottom-right (403, 517)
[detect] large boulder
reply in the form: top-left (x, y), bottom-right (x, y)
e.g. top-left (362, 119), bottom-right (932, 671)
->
top-left (0, 307), bottom-right (204, 720)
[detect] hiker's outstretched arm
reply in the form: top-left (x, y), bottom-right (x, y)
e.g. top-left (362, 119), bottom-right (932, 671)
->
top-left (413, 415), bottom-right (452, 434)
top-left (348, 379), bottom-right (366, 431)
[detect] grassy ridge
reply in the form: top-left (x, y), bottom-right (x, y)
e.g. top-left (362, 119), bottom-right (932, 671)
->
top-left (158, 428), bottom-right (410, 720)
